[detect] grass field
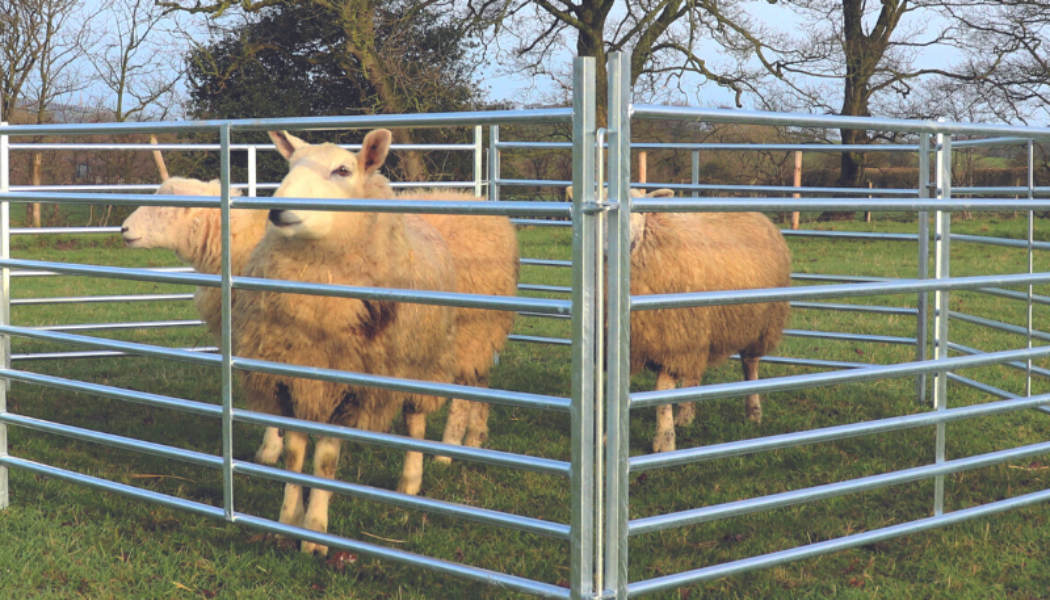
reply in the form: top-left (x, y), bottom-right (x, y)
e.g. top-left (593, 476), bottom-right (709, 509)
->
top-left (2, 212), bottom-right (1050, 599)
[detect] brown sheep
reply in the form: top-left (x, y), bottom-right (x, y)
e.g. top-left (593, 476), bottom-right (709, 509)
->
top-left (232, 129), bottom-right (457, 556)
top-left (629, 189), bottom-right (791, 452)
top-left (393, 189), bottom-right (519, 462)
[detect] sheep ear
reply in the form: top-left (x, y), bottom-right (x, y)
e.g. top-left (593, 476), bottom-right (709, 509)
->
top-left (359, 129), bottom-right (392, 175)
top-left (269, 131), bottom-right (307, 161)
top-left (646, 188), bottom-right (675, 198)
top-left (149, 135), bottom-right (170, 182)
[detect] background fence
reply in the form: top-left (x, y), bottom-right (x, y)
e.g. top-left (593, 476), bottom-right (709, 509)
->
top-left (1, 53), bottom-right (1049, 599)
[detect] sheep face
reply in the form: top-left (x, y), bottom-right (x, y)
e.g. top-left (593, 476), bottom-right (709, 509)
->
top-left (121, 178), bottom-right (226, 250)
top-left (267, 129), bottom-right (393, 241)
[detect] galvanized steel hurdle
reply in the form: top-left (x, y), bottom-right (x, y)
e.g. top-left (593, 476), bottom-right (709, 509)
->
top-left (3, 52), bottom-right (1050, 600)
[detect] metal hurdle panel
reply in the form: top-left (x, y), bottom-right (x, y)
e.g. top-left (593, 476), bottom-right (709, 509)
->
top-left (3, 52), bottom-right (1050, 600)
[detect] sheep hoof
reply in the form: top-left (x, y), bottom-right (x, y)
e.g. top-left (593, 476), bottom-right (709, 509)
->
top-left (746, 408), bottom-right (762, 424)
top-left (674, 405), bottom-right (696, 427)
top-left (652, 433), bottom-right (676, 454)
top-left (433, 455), bottom-right (453, 466)
top-left (301, 541), bottom-right (328, 557)
top-left (396, 478), bottom-right (422, 496)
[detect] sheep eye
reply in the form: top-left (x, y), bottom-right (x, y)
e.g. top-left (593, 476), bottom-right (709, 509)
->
top-left (332, 166), bottom-right (351, 177)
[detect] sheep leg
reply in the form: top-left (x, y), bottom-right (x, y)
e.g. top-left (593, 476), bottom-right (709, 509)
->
top-left (434, 398), bottom-right (471, 465)
top-left (463, 400), bottom-right (490, 448)
top-left (652, 371), bottom-right (678, 453)
top-left (742, 356), bottom-right (762, 424)
top-left (301, 436), bottom-right (342, 557)
top-left (397, 408), bottom-right (428, 496)
top-left (276, 429), bottom-right (308, 546)
top-left (674, 379), bottom-right (698, 427)
top-left (254, 426), bottom-right (284, 465)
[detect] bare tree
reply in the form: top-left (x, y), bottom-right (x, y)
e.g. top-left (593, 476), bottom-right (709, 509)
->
top-left (89, 0), bottom-right (184, 123)
top-left (478, 0), bottom-right (781, 122)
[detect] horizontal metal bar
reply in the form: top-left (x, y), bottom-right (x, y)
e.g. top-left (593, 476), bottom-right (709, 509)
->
top-left (631, 104), bottom-right (1050, 139)
top-left (0, 258), bottom-right (210, 287)
top-left (521, 258), bottom-right (573, 268)
top-left (633, 182), bottom-right (918, 197)
top-left (507, 334), bottom-right (573, 346)
top-left (952, 137), bottom-right (1033, 148)
top-left (950, 233), bottom-right (1050, 251)
top-left (0, 413), bottom-right (221, 469)
top-left (236, 462), bottom-right (569, 539)
top-left (792, 274), bottom-right (893, 283)
top-left (519, 284), bottom-right (572, 294)
top-left (627, 486), bottom-right (1050, 597)
top-left (946, 373), bottom-right (1017, 399)
top-left (629, 438), bottom-right (1050, 536)
top-left (947, 342), bottom-right (1050, 381)
top-left (12, 294), bottom-right (195, 306)
top-left (781, 230), bottom-right (919, 242)
top-left (0, 190), bottom-right (222, 207)
top-left (0, 457), bottom-right (569, 599)
top-left (518, 311), bottom-right (571, 320)
top-left (755, 356), bottom-right (868, 370)
top-left (949, 311), bottom-right (1050, 343)
top-left (632, 197), bottom-right (1050, 213)
top-left (953, 186), bottom-right (1050, 197)
top-left (791, 301), bottom-right (918, 316)
top-left (232, 409), bottom-right (570, 478)
top-left (233, 275), bottom-right (571, 315)
top-left (234, 357), bottom-right (571, 413)
top-left (496, 179), bottom-right (572, 188)
top-left (632, 341), bottom-right (1050, 408)
top-left (511, 219), bottom-right (572, 227)
top-left (0, 368), bottom-right (221, 417)
top-left (231, 196), bottom-right (572, 217)
top-left (784, 329), bottom-right (916, 346)
top-left (495, 141), bottom-right (573, 150)
top-left (9, 143), bottom-right (475, 152)
top-left (234, 513), bottom-right (571, 599)
top-left (630, 142), bottom-right (921, 153)
top-left (0, 325), bottom-right (220, 366)
top-left (0, 108), bottom-right (575, 137)
top-left (11, 347), bottom-right (218, 362)
top-left (11, 226), bottom-right (122, 235)
top-left (630, 387), bottom-right (1050, 473)
top-left (33, 320), bottom-right (204, 332)
top-left (631, 271), bottom-right (1050, 311)
top-left (967, 286), bottom-right (1050, 307)
top-left (0, 456), bottom-right (225, 519)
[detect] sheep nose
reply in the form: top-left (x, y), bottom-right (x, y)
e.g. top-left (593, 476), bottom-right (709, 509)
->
top-left (121, 226), bottom-right (128, 233)
top-left (268, 210), bottom-right (284, 226)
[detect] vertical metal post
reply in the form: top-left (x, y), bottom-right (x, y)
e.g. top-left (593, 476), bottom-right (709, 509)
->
top-left (593, 127), bottom-right (606, 592)
top-left (247, 145), bottom-right (257, 198)
top-left (474, 125), bottom-right (484, 198)
top-left (691, 150), bottom-right (699, 198)
top-left (1026, 139), bottom-right (1035, 397)
top-left (0, 117), bottom-right (9, 510)
top-left (916, 134), bottom-right (931, 405)
top-left (569, 56), bottom-right (597, 600)
top-left (932, 129), bottom-right (951, 516)
top-left (605, 51), bottom-right (631, 600)
top-left (219, 124), bottom-right (235, 521)
top-left (489, 126), bottom-right (500, 202)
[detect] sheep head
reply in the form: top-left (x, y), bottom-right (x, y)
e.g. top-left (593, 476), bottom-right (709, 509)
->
top-left (121, 177), bottom-right (234, 255)
top-left (563, 185), bottom-right (675, 252)
top-left (267, 129), bottom-right (395, 240)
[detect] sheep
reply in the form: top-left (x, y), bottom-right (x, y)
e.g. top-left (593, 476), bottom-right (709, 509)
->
top-left (566, 186), bottom-right (791, 453)
top-left (392, 188), bottom-right (519, 463)
top-left (232, 129), bottom-right (457, 555)
top-left (120, 163), bottom-right (285, 465)
top-left (628, 188), bottom-right (791, 452)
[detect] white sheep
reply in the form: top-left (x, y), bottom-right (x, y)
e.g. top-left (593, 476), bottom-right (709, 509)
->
top-left (392, 189), bottom-right (519, 463)
top-left (120, 166), bottom-right (284, 464)
top-left (628, 188), bottom-right (791, 452)
top-left (232, 129), bottom-right (457, 555)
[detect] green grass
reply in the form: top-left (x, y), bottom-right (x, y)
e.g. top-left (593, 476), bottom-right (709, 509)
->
top-left (2, 214), bottom-right (1050, 599)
